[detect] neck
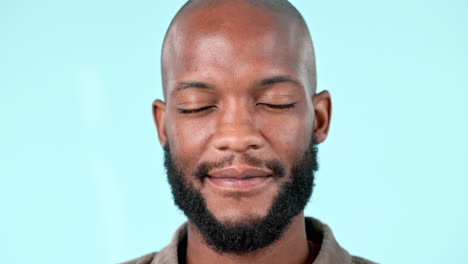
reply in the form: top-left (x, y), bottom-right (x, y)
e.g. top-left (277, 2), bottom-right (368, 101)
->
top-left (185, 213), bottom-right (309, 264)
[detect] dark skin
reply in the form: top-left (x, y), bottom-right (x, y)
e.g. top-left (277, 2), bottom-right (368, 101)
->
top-left (153, 1), bottom-right (331, 264)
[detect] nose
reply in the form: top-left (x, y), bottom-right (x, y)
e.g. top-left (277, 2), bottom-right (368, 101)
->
top-left (212, 106), bottom-right (265, 153)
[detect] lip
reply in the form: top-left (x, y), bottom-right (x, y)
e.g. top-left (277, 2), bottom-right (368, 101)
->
top-left (208, 166), bottom-right (272, 179)
top-left (206, 166), bottom-right (273, 191)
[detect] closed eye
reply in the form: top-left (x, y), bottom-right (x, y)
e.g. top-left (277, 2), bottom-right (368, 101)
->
top-left (178, 105), bottom-right (216, 114)
top-left (258, 102), bottom-right (297, 109)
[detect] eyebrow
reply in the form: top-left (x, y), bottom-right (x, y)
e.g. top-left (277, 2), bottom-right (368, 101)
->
top-left (171, 81), bottom-right (215, 96)
top-left (259, 75), bottom-right (301, 87)
top-left (171, 75), bottom-right (301, 96)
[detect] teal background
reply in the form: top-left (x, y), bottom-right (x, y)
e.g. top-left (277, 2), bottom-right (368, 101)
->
top-left (2, 0), bottom-right (467, 263)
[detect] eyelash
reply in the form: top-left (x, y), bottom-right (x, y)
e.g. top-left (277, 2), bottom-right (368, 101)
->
top-left (178, 106), bottom-right (215, 114)
top-left (178, 103), bottom-right (297, 114)
top-left (259, 103), bottom-right (297, 109)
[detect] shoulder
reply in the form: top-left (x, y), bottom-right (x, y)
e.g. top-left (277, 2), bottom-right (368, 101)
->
top-left (120, 252), bottom-right (158, 264)
top-left (352, 255), bottom-right (378, 264)
top-left (304, 217), bottom-right (378, 264)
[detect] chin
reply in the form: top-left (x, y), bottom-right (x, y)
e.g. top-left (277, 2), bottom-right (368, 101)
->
top-left (202, 190), bottom-right (277, 226)
top-left (215, 209), bottom-right (269, 225)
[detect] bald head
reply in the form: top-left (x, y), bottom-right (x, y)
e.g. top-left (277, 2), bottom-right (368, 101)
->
top-left (161, 0), bottom-right (316, 98)
top-left (152, 4), bottom-right (332, 254)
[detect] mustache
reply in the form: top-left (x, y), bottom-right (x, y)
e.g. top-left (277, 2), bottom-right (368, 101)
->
top-left (193, 153), bottom-right (286, 180)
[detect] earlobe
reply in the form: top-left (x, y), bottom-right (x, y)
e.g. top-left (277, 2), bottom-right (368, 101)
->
top-left (152, 99), bottom-right (168, 147)
top-left (312, 91), bottom-right (332, 144)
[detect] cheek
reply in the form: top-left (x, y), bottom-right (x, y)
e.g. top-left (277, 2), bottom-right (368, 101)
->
top-left (166, 116), bottom-right (214, 169)
top-left (259, 112), bottom-right (313, 160)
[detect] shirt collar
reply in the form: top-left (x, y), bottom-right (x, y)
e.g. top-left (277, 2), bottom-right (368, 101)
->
top-left (152, 217), bottom-right (352, 264)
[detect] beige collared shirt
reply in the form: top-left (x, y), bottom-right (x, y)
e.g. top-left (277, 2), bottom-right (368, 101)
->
top-left (123, 217), bottom-right (376, 264)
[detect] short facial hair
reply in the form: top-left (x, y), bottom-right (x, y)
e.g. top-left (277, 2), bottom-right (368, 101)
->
top-left (164, 137), bottom-right (319, 254)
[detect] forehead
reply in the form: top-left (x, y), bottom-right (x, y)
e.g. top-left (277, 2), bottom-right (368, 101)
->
top-left (163, 3), bottom-right (312, 95)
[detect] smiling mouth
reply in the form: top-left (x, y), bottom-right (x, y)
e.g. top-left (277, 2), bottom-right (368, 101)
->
top-left (206, 175), bottom-right (273, 190)
top-left (205, 166), bottom-right (274, 191)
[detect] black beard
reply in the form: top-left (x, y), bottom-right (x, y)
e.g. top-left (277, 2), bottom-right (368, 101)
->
top-left (164, 138), bottom-right (319, 254)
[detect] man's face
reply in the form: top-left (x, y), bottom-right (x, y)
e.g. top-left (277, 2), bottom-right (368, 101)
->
top-left (153, 2), bottom-right (330, 253)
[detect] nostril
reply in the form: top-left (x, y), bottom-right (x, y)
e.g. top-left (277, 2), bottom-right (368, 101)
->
top-left (212, 127), bottom-right (265, 153)
top-left (250, 144), bottom-right (261, 150)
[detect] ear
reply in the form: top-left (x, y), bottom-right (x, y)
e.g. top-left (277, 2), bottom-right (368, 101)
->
top-left (152, 99), bottom-right (168, 147)
top-left (312, 90), bottom-right (332, 144)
